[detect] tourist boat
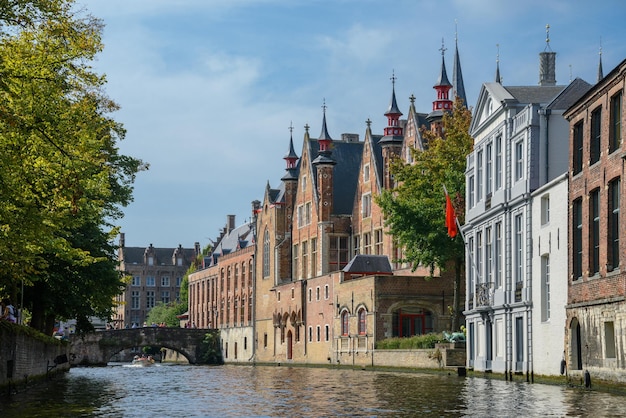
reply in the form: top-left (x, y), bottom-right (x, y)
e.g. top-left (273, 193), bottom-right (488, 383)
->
top-left (131, 355), bottom-right (155, 366)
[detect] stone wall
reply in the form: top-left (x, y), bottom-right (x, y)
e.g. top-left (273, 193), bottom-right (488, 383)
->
top-left (0, 323), bottom-right (70, 388)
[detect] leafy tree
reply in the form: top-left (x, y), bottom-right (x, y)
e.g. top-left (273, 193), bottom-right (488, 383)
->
top-left (377, 97), bottom-right (472, 330)
top-left (146, 301), bottom-right (187, 327)
top-left (0, 1), bottom-right (145, 333)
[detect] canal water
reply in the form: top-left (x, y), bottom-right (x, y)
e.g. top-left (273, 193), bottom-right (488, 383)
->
top-left (2, 364), bottom-right (626, 417)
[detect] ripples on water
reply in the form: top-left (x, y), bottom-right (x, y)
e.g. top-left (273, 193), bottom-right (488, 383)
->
top-left (2, 364), bottom-right (626, 417)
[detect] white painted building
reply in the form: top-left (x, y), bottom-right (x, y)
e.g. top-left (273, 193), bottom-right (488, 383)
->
top-left (462, 42), bottom-right (591, 376)
top-left (530, 174), bottom-right (569, 376)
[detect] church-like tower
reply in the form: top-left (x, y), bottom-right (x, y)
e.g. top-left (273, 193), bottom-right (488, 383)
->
top-left (427, 39), bottom-right (454, 136)
top-left (379, 72), bottom-right (404, 189)
top-left (312, 102), bottom-right (336, 222)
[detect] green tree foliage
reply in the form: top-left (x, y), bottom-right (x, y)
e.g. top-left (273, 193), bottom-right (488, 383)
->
top-left (0, 1), bottom-right (145, 334)
top-left (377, 97), bottom-right (472, 329)
top-left (146, 301), bottom-right (187, 328)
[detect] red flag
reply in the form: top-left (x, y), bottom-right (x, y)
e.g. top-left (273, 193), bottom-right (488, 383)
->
top-left (445, 192), bottom-right (457, 238)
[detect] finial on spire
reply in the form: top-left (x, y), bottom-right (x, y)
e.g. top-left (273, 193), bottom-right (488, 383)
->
top-left (544, 24), bottom-right (552, 52)
top-left (321, 98), bottom-right (327, 114)
top-left (304, 123), bottom-right (309, 133)
top-left (409, 94), bottom-right (415, 105)
top-left (597, 37), bottom-right (604, 82)
top-left (455, 19), bottom-right (458, 43)
top-left (366, 118), bottom-right (372, 128)
top-left (289, 121), bottom-right (293, 135)
top-left (495, 43), bottom-right (501, 83)
top-left (390, 69), bottom-right (396, 87)
top-left (439, 38), bottom-right (447, 56)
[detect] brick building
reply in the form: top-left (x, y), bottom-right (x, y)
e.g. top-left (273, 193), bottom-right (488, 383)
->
top-left (253, 41), bottom-right (464, 365)
top-left (114, 233), bottom-right (198, 328)
top-left (564, 58), bottom-right (626, 382)
top-left (187, 215), bottom-right (255, 362)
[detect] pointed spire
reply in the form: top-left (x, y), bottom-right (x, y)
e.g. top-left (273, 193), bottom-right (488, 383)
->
top-left (284, 122), bottom-right (298, 169)
top-left (452, 21), bottom-right (467, 106)
top-left (495, 44), bottom-right (502, 83)
top-left (385, 70), bottom-right (402, 116)
top-left (597, 40), bottom-right (604, 83)
top-left (429, 39), bottom-right (453, 118)
top-left (318, 99), bottom-right (332, 142)
top-left (381, 72), bottom-right (404, 145)
top-left (312, 100), bottom-right (335, 166)
top-left (435, 38), bottom-right (452, 87)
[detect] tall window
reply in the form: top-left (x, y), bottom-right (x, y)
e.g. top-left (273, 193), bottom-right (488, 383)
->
top-left (469, 175), bottom-right (475, 208)
top-left (374, 229), bottom-right (383, 255)
top-left (363, 232), bottom-right (372, 255)
top-left (132, 276), bottom-right (141, 286)
top-left (146, 291), bottom-right (155, 309)
top-left (329, 236), bottom-right (349, 270)
top-left (486, 142), bottom-right (493, 195)
top-left (302, 241), bottom-right (308, 279)
top-left (573, 121), bottom-right (584, 175)
top-left (146, 276), bottom-right (155, 287)
top-left (486, 227), bottom-right (493, 285)
top-left (131, 291), bottom-right (140, 309)
top-left (590, 107), bottom-right (602, 165)
top-left (515, 214), bottom-right (523, 283)
top-left (608, 178), bottom-right (621, 271)
top-left (605, 322), bottom-right (616, 359)
top-left (161, 276), bottom-right (170, 287)
top-left (515, 141), bottom-right (523, 181)
top-left (476, 231), bottom-right (483, 282)
top-left (590, 188), bottom-right (600, 275)
top-left (263, 229), bottom-right (270, 278)
top-left (573, 198), bottom-right (583, 279)
top-left (161, 291), bottom-right (170, 304)
top-left (358, 308), bottom-right (367, 335)
top-left (495, 222), bottom-right (502, 288)
top-left (293, 243), bottom-right (299, 279)
top-left (341, 311), bottom-right (349, 336)
top-left (477, 150), bottom-right (483, 201)
top-left (610, 92), bottom-right (622, 153)
top-left (541, 255), bottom-right (550, 322)
top-left (541, 195), bottom-right (550, 225)
top-left (311, 238), bottom-right (317, 276)
top-left (468, 237), bottom-right (474, 295)
top-left (495, 135), bottom-right (502, 190)
top-left (362, 194), bottom-right (372, 218)
top-left (363, 164), bottom-right (370, 182)
top-left (352, 235), bottom-right (360, 256)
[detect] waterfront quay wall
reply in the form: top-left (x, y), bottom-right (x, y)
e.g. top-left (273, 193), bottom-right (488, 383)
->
top-left (0, 322), bottom-right (70, 388)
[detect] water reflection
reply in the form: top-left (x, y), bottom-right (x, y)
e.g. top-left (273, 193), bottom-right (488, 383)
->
top-left (2, 364), bottom-right (626, 417)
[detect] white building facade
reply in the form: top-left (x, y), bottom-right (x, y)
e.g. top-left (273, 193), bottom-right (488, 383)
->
top-left (530, 174), bottom-right (569, 376)
top-left (463, 47), bottom-right (591, 376)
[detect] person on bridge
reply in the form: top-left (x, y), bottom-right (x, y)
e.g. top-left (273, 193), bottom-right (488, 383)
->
top-left (1, 298), bottom-right (16, 323)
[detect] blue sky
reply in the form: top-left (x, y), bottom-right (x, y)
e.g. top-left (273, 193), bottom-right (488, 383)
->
top-left (77, 0), bottom-right (626, 249)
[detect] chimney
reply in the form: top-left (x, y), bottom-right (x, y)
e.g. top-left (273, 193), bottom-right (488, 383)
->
top-left (119, 232), bottom-right (125, 248)
top-left (227, 215), bottom-right (236, 233)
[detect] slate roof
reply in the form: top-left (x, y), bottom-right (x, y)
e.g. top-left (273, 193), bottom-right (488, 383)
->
top-left (121, 246), bottom-right (196, 266)
top-left (503, 85), bottom-right (566, 105)
top-left (547, 78), bottom-right (592, 110)
top-left (209, 222), bottom-right (254, 267)
top-left (343, 254), bottom-right (393, 275)
top-left (309, 137), bottom-right (364, 215)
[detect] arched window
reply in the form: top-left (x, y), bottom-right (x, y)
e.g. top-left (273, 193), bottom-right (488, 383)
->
top-left (341, 310), bottom-right (349, 336)
top-left (263, 229), bottom-right (270, 277)
top-left (358, 308), bottom-right (366, 335)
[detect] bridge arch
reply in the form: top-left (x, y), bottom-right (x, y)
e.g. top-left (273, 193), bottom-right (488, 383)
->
top-left (69, 328), bottom-right (220, 366)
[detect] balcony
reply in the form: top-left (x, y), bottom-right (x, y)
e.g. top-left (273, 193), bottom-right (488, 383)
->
top-left (475, 282), bottom-right (494, 309)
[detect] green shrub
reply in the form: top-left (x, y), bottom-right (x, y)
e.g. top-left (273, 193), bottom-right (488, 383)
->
top-left (375, 333), bottom-right (443, 350)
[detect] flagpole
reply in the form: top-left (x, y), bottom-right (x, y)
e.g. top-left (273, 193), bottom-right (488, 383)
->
top-left (443, 185), bottom-right (479, 308)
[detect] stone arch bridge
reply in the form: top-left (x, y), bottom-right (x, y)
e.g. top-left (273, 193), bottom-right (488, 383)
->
top-left (69, 327), bottom-right (220, 366)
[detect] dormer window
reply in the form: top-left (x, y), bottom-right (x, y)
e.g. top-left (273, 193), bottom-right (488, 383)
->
top-left (148, 256), bottom-right (154, 266)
